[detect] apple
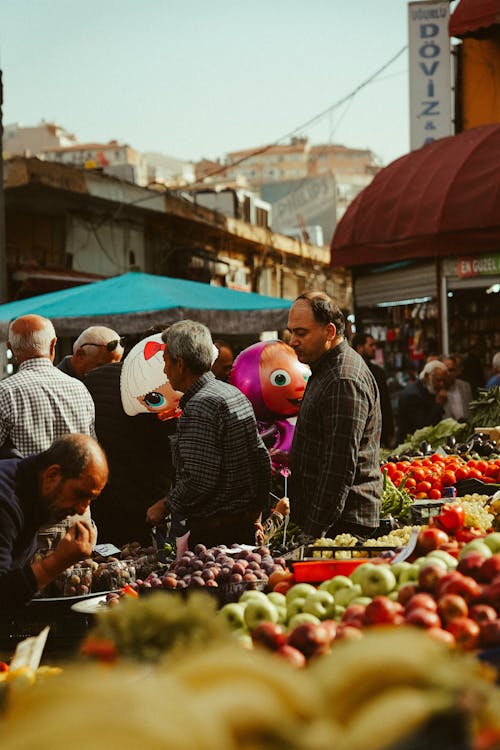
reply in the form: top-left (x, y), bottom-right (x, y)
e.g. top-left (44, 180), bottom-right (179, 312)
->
top-left (479, 555), bottom-right (500, 583)
top-left (457, 551), bottom-right (488, 581)
top-left (437, 594), bottom-right (469, 623)
top-left (287, 613), bottom-right (322, 631)
top-left (287, 621), bottom-right (331, 659)
top-left (416, 527), bottom-right (449, 555)
top-left (334, 584), bottom-right (363, 608)
top-left (482, 579), bottom-right (500, 609)
top-left (349, 596), bottom-right (372, 607)
top-left (243, 598), bottom-right (278, 630)
top-left (355, 564), bottom-right (396, 598)
top-left (479, 619), bottom-right (500, 648)
top-left (321, 619), bottom-right (338, 643)
top-left (319, 575), bottom-right (353, 596)
top-left (303, 590), bottom-right (335, 620)
top-left (426, 550), bottom-right (458, 570)
top-left (397, 583), bottom-right (419, 606)
top-left (364, 596), bottom-right (402, 626)
top-left (285, 583), bottom-right (317, 603)
top-left (413, 555), bottom-right (447, 571)
top-left (405, 593), bottom-right (438, 613)
top-left (218, 602), bottom-right (246, 630)
top-left (268, 568), bottom-right (294, 589)
top-left (458, 539), bottom-right (492, 560)
top-left (342, 603), bottom-right (367, 625)
top-left (325, 603), bottom-right (346, 621)
top-left (251, 622), bottom-right (287, 651)
top-left (231, 629), bottom-right (253, 649)
top-left (405, 607), bottom-right (441, 629)
top-left (483, 532), bottom-right (500, 554)
top-left (334, 623), bottom-right (364, 641)
top-left (427, 627), bottom-right (456, 647)
top-left (276, 644), bottom-right (306, 667)
top-left (286, 597), bottom-right (307, 620)
top-left (437, 572), bottom-right (481, 603)
top-left (390, 561), bottom-right (414, 583)
top-left (469, 604), bottom-right (498, 625)
top-left (397, 564), bottom-right (420, 585)
top-left (418, 563), bottom-right (447, 593)
top-left (446, 616), bottom-right (480, 650)
top-left (239, 590), bottom-right (269, 605)
top-left (267, 591), bottom-right (287, 609)
top-left (274, 580), bottom-right (293, 595)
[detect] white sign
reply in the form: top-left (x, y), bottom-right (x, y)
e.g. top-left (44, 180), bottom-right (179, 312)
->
top-left (408, 1), bottom-right (452, 151)
top-left (271, 175), bottom-right (336, 234)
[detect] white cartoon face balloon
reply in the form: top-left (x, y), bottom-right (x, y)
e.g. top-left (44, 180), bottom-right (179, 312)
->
top-left (120, 333), bottom-right (183, 416)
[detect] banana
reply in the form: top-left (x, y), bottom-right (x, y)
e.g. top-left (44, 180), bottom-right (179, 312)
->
top-left (337, 686), bottom-right (453, 750)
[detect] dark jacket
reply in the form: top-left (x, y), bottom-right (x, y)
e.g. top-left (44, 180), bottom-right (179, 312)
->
top-left (397, 378), bottom-right (444, 444)
top-left (368, 362), bottom-right (394, 448)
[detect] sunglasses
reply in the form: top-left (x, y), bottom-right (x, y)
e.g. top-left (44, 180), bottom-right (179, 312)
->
top-left (80, 337), bottom-right (126, 352)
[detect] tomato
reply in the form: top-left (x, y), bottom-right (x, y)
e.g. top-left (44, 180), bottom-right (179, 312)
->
top-left (405, 477), bottom-right (417, 489)
top-left (428, 488), bottom-right (442, 499)
top-left (416, 480), bottom-right (432, 494)
top-left (430, 453), bottom-right (443, 463)
top-left (481, 476), bottom-right (497, 483)
top-left (468, 468), bottom-right (483, 480)
top-left (441, 470), bottom-right (456, 486)
top-left (455, 466), bottom-right (470, 481)
top-left (396, 461), bottom-right (411, 471)
top-left (421, 458), bottom-right (433, 467)
top-left (383, 462), bottom-right (397, 477)
top-left (391, 470), bottom-right (404, 485)
top-left (475, 460), bottom-right (488, 474)
top-left (434, 503), bottom-right (465, 533)
top-left (484, 463), bottom-right (499, 477)
top-left (411, 467), bottom-right (426, 483)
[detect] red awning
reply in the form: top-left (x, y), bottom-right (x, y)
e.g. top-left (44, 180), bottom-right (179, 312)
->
top-left (449, 0), bottom-right (500, 39)
top-left (330, 124), bottom-right (500, 268)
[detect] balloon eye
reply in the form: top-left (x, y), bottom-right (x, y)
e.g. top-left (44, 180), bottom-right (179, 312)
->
top-left (144, 391), bottom-right (166, 409)
top-left (270, 369), bottom-right (291, 387)
top-left (303, 372), bottom-right (310, 382)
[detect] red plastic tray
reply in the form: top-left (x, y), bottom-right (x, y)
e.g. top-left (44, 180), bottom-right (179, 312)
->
top-left (291, 559), bottom-right (365, 582)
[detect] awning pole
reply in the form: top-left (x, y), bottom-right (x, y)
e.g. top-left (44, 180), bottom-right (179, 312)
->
top-left (0, 71), bottom-right (7, 304)
top-left (440, 269), bottom-right (449, 355)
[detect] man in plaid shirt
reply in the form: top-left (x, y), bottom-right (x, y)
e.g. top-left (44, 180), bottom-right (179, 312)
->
top-left (288, 292), bottom-right (382, 540)
top-left (146, 320), bottom-right (271, 548)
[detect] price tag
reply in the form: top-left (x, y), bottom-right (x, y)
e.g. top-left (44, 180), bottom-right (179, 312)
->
top-left (94, 543), bottom-right (121, 557)
top-left (10, 626), bottom-right (50, 672)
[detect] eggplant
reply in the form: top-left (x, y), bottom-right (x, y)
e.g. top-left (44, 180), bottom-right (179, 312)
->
top-left (445, 435), bottom-right (457, 448)
top-left (419, 440), bottom-right (432, 455)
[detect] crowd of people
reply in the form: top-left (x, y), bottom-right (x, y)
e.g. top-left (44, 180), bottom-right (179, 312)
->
top-left (0, 298), bottom-right (498, 614)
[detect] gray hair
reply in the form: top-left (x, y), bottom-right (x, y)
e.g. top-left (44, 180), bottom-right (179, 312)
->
top-left (492, 352), bottom-right (500, 371)
top-left (73, 326), bottom-right (121, 354)
top-left (8, 316), bottom-right (56, 358)
top-left (162, 320), bottom-right (213, 374)
top-left (419, 359), bottom-right (447, 380)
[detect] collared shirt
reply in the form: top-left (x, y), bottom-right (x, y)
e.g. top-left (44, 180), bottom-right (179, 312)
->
top-left (167, 371), bottom-right (271, 519)
top-left (0, 455), bottom-right (45, 611)
top-left (290, 340), bottom-right (382, 537)
top-left (56, 355), bottom-right (79, 379)
top-left (0, 358), bottom-right (96, 456)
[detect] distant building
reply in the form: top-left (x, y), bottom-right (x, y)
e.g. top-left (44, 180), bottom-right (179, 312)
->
top-left (41, 140), bottom-right (149, 186)
top-left (144, 152), bottom-right (195, 187)
top-left (3, 121), bottom-right (77, 157)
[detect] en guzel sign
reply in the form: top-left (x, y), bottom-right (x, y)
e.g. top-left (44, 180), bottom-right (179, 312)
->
top-left (408, 1), bottom-right (452, 151)
top-left (457, 254), bottom-right (500, 278)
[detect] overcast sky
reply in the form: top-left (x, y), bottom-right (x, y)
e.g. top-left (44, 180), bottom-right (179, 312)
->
top-left (0, 1), bottom-right (456, 167)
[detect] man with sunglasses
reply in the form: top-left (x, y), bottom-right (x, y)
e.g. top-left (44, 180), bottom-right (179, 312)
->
top-left (57, 326), bottom-right (125, 380)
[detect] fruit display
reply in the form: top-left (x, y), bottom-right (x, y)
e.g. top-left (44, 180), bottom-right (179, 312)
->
top-left (91, 558), bottom-right (136, 593)
top-left (382, 417), bottom-right (467, 460)
top-left (309, 526), bottom-right (415, 559)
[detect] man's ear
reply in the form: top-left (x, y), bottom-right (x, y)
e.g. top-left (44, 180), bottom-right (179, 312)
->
top-left (49, 337), bottom-right (57, 362)
top-left (326, 323), bottom-right (337, 342)
top-left (40, 464), bottom-right (62, 494)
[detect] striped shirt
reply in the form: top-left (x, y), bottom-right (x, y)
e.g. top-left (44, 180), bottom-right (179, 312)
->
top-left (167, 372), bottom-right (271, 519)
top-left (290, 340), bottom-right (382, 537)
top-left (0, 358), bottom-right (96, 456)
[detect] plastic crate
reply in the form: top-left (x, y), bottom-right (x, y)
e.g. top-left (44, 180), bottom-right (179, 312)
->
top-left (290, 545), bottom-right (398, 583)
top-left (455, 478), bottom-right (500, 497)
top-left (410, 500), bottom-right (444, 525)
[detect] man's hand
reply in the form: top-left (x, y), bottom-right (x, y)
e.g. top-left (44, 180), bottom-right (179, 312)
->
top-left (31, 521), bottom-right (94, 590)
top-left (435, 388), bottom-right (448, 406)
top-left (273, 497), bottom-right (290, 516)
top-left (146, 498), bottom-right (168, 526)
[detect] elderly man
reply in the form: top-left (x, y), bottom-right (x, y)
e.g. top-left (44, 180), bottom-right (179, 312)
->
top-left (443, 355), bottom-right (472, 421)
top-left (397, 360), bottom-right (448, 443)
top-left (0, 315), bottom-right (96, 457)
top-left (211, 340), bottom-right (234, 382)
top-left (146, 320), bottom-right (271, 548)
top-left (57, 326), bottom-right (125, 380)
top-left (0, 434), bottom-right (108, 613)
top-left (287, 292), bottom-right (382, 541)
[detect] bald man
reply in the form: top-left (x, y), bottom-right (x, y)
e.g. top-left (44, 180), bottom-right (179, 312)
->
top-left (0, 315), bottom-right (96, 457)
top-left (57, 325), bottom-right (125, 380)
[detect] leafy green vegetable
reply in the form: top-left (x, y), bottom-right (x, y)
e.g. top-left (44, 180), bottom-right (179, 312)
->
top-left (467, 387), bottom-right (500, 430)
top-left (381, 418), bottom-right (467, 460)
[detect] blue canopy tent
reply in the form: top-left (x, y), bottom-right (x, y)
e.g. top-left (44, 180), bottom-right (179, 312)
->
top-left (0, 272), bottom-right (292, 340)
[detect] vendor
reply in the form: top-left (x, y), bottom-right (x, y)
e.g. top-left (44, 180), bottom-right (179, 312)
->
top-left (0, 434), bottom-right (108, 614)
top-left (396, 360), bottom-right (448, 444)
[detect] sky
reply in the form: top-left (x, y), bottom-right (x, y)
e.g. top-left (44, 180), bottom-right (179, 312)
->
top-left (1, 0), bottom-right (435, 168)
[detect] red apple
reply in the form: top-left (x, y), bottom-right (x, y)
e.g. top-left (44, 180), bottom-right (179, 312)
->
top-left (268, 568), bottom-right (294, 589)
top-left (437, 572), bottom-right (481, 603)
top-left (479, 555), bottom-right (500, 583)
top-left (469, 604), bottom-right (498, 625)
top-left (405, 607), bottom-right (441, 629)
top-left (273, 580), bottom-right (293, 595)
top-left (363, 596), bottom-right (403, 626)
top-left (446, 616), bottom-right (480, 650)
top-left (251, 622), bottom-right (287, 651)
top-left (287, 622), bottom-right (331, 659)
top-left (321, 619), bottom-right (338, 643)
top-left (479, 619), bottom-right (500, 648)
top-left (405, 593), bottom-right (438, 613)
top-left (481, 579), bottom-right (500, 609)
top-left (276, 644), bottom-right (306, 667)
top-left (437, 594), bottom-right (468, 624)
top-left (457, 551), bottom-right (487, 581)
top-left (397, 583), bottom-right (419, 607)
top-left (417, 564), bottom-right (447, 593)
top-left (342, 603), bottom-right (366, 628)
top-left (427, 627), bottom-right (456, 647)
top-left (416, 527), bottom-right (449, 555)
top-left (334, 624), bottom-right (364, 641)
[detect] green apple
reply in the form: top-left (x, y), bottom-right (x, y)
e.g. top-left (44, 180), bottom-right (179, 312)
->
top-left (218, 602), bottom-right (246, 630)
top-left (334, 583), bottom-right (363, 607)
top-left (239, 590), bottom-right (269, 604)
top-left (303, 589), bottom-right (334, 619)
top-left (349, 596), bottom-right (373, 606)
top-left (398, 563), bottom-right (420, 585)
top-left (459, 539), bottom-right (493, 560)
top-left (329, 604), bottom-right (346, 621)
top-left (350, 563), bottom-right (373, 586)
top-left (285, 583), bottom-right (317, 602)
top-left (483, 532), bottom-right (500, 554)
top-left (319, 575), bottom-right (353, 596)
top-left (267, 591), bottom-right (287, 609)
top-left (426, 550), bottom-right (458, 570)
top-left (231, 629), bottom-right (253, 648)
top-left (287, 612), bottom-right (321, 630)
top-left (356, 563), bottom-right (396, 598)
top-left (243, 598), bottom-right (278, 630)
top-left (286, 597), bottom-right (307, 620)
top-left (387, 591), bottom-right (399, 602)
top-left (390, 561), bottom-right (413, 583)
top-left (413, 555), bottom-right (447, 571)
